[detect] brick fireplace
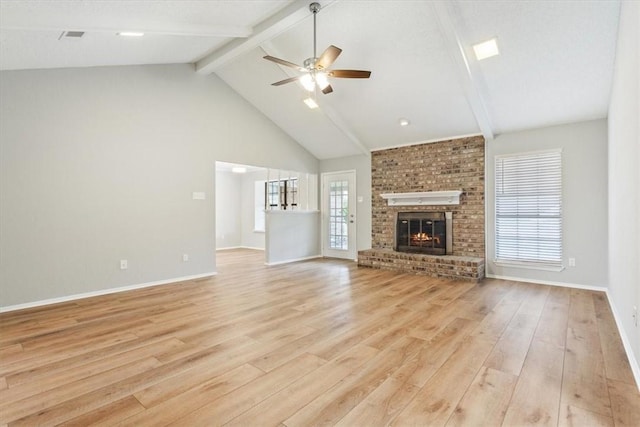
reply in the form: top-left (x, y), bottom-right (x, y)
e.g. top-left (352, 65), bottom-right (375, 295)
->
top-left (358, 135), bottom-right (486, 280)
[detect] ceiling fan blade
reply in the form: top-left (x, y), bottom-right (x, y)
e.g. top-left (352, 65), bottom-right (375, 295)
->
top-left (271, 76), bottom-right (300, 86)
top-left (315, 45), bottom-right (342, 70)
top-left (321, 85), bottom-right (334, 95)
top-left (263, 55), bottom-right (305, 72)
top-left (329, 70), bottom-right (371, 79)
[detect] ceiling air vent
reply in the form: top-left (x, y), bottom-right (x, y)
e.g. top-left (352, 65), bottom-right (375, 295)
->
top-left (58, 31), bottom-right (85, 40)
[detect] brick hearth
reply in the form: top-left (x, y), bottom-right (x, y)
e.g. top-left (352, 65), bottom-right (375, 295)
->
top-left (359, 135), bottom-right (485, 280)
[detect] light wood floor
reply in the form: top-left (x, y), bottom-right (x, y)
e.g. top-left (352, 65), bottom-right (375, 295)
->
top-left (1, 249), bottom-right (639, 426)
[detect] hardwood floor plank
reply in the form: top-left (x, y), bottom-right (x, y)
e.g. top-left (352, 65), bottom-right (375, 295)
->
top-left (592, 292), bottom-right (636, 384)
top-left (0, 357), bottom-right (162, 425)
top-left (58, 395), bottom-right (146, 426)
top-left (394, 317), bottom-right (479, 388)
top-left (533, 286), bottom-right (570, 350)
top-left (558, 404), bottom-right (614, 427)
top-left (226, 344), bottom-right (380, 426)
top-left (470, 284), bottom-right (525, 342)
top-left (120, 364), bottom-right (265, 426)
top-left (170, 353), bottom-right (326, 426)
top-left (390, 336), bottom-right (496, 426)
top-left (0, 343), bottom-right (22, 358)
top-left (334, 376), bottom-right (420, 427)
top-left (484, 284), bottom-right (549, 376)
top-left (445, 366), bottom-right (517, 426)
top-left (132, 337), bottom-right (263, 407)
top-left (0, 331), bottom-right (140, 377)
top-left (607, 378), bottom-right (640, 427)
top-left (502, 338), bottom-right (565, 426)
top-left (561, 290), bottom-right (613, 419)
top-left (284, 336), bottom-right (427, 426)
top-left (1, 337), bottom-right (184, 403)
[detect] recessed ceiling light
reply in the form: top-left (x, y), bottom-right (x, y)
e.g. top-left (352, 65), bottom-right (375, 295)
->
top-left (473, 38), bottom-right (499, 61)
top-left (117, 32), bottom-right (145, 37)
top-left (231, 167), bottom-right (247, 174)
top-left (303, 97), bottom-right (319, 109)
top-left (399, 118), bottom-right (410, 126)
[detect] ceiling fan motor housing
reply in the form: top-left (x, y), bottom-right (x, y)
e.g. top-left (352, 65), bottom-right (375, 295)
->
top-left (309, 2), bottom-right (321, 14)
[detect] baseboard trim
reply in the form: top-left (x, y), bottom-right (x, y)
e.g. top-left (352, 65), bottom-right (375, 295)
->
top-left (0, 272), bottom-right (217, 313)
top-left (486, 273), bottom-right (639, 391)
top-left (605, 290), bottom-right (640, 392)
top-left (265, 255), bottom-right (322, 266)
top-left (485, 274), bottom-right (607, 292)
top-left (216, 246), bottom-right (265, 251)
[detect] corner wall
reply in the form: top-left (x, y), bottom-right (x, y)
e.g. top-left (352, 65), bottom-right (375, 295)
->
top-left (486, 119), bottom-right (609, 288)
top-left (0, 64), bottom-right (318, 308)
top-left (608, 0), bottom-right (640, 383)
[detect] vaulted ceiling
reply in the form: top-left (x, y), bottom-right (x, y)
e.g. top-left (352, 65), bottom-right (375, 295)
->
top-left (0, 0), bottom-right (621, 159)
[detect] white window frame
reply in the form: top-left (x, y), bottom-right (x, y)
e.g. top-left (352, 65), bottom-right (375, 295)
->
top-left (494, 149), bottom-right (563, 271)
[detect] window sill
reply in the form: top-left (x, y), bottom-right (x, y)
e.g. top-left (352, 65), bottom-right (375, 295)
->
top-left (493, 260), bottom-right (565, 272)
top-left (253, 229), bottom-right (265, 234)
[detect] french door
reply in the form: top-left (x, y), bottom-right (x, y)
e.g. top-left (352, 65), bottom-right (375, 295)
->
top-left (321, 171), bottom-right (356, 260)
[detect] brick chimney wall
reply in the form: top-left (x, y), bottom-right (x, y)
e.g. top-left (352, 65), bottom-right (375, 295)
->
top-left (371, 135), bottom-right (485, 258)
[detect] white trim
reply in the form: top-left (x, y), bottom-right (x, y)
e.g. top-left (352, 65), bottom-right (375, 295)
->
top-left (606, 291), bottom-right (640, 391)
top-left (381, 190), bottom-right (462, 206)
top-left (371, 133), bottom-right (482, 152)
top-left (485, 273), bottom-right (607, 292)
top-left (0, 272), bottom-right (217, 313)
top-left (216, 246), bottom-right (264, 251)
top-left (265, 210), bottom-right (320, 215)
top-left (493, 260), bottom-right (565, 272)
top-left (494, 147), bottom-right (563, 160)
top-left (265, 255), bottom-right (322, 266)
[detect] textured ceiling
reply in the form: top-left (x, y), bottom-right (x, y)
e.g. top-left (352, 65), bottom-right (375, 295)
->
top-left (0, 0), bottom-right (621, 159)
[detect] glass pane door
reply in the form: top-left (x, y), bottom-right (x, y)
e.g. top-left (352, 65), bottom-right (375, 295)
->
top-left (322, 171), bottom-right (356, 260)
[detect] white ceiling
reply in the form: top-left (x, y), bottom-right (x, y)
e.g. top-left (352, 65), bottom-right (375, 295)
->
top-left (0, 0), bottom-right (621, 160)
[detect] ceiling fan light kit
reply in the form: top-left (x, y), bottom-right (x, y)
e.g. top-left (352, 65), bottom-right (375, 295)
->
top-left (263, 2), bottom-right (371, 96)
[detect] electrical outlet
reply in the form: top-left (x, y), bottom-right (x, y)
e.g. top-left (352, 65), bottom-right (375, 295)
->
top-left (183, 254), bottom-right (189, 262)
top-left (568, 257), bottom-right (576, 267)
top-left (120, 259), bottom-right (128, 270)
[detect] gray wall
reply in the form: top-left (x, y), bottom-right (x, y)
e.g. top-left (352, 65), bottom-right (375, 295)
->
top-left (486, 119), bottom-right (609, 288)
top-left (0, 64), bottom-right (318, 308)
top-left (608, 0), bottom-right (640, 380)
top-left (319, 154), bottom-right (372, 252)
top-left (215, 170), bottom-right (242, 249)
top-left (240, 169), bottom-right (268, 250)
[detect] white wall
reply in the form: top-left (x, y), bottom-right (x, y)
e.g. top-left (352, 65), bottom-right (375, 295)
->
top-left (0, 64), bottom-right (318, 308)
top-left (486, 119), bottom-right (609, 288)
top-left (215, 170), bottom-right (242, 249)
top-left (240, 169), bottom-right (267, 250)
top-left (265, 211), bottom-right (320, 264)
top-left (319, 154), bottom-right (372, 251)
top-left (608, 0), bottom-right (640, 381)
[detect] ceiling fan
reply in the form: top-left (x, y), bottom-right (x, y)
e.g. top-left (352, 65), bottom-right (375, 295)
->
top-left (263, 2), bottom-right (371, 95)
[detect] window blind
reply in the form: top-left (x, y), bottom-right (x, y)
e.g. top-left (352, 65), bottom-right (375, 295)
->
top-left (495, 149), bottom-right (562, 267)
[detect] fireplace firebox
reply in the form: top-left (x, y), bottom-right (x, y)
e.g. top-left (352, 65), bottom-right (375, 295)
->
top-left (395, 212), bottom-right (452, 255)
